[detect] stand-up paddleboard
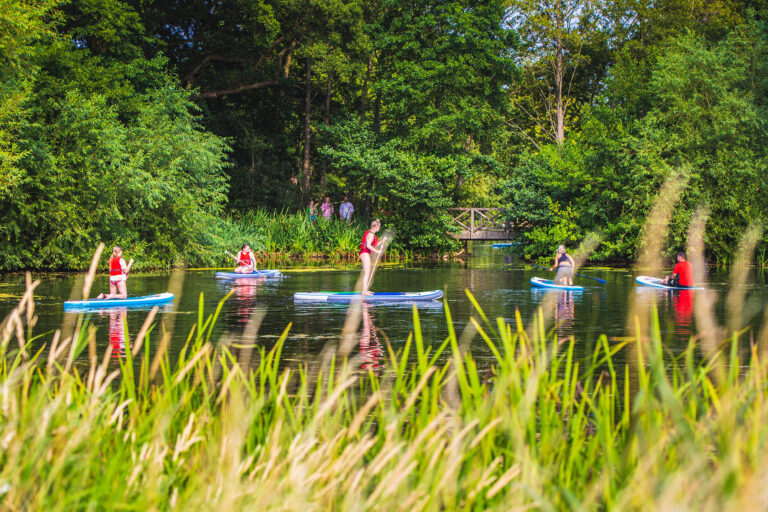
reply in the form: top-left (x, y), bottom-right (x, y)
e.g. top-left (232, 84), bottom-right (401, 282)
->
top-left (294, 290), bottom-right (444, 303)
top-left (530, 277), bottom-right (583, 291)
top-left (215, 269), bottom-right (283, 279)
top-left (635, 276), bottom-right (704, 290)
top-left (64, 292), bottom-right (174, 310)
top-left (492, 242), bottom-right (521, 248)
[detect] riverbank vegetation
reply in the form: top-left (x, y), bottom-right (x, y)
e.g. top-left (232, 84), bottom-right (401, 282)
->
top-left (1, 0), bottom-right (767, 270)
top-left (2, 278), bottom-right (767, 508)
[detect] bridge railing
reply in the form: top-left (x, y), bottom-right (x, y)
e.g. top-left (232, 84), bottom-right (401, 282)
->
top-left (448, 208), bottom-right (529, 240)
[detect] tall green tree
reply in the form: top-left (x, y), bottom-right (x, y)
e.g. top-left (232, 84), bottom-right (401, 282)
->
top-left (0, 0), bottom-right (230, 270)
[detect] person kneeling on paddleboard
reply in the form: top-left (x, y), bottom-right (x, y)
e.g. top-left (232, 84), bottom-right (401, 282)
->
top-left (550, 245), bottom-right (575, 286)
top-left (234, 243), bottom-right (257, 274)
top-left (663, 252), bottom-right (694, 288)
top-left (97, 246), bottom-right (132, 299)
top-left (359, 219), bottom-right (382, 296)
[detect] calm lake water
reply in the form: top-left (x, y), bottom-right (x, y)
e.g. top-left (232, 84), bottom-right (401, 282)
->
top-left (2, 243), bottom-right (768, 372)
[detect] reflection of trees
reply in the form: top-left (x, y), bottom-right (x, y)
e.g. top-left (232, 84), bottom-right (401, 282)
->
top-left (360, 305), bottom-right (383, 372)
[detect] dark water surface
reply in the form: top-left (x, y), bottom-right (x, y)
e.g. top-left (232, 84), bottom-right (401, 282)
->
top-left (2, 243), bottom-right (768, 371)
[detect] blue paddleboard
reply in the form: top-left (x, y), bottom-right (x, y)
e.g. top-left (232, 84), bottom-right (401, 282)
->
top-left (64, 292), bottom-right (175, 310)
top-left (293, 290), bottom-right (444, 303)
top-left (635, 276), bottom-right (704, 290)
top-left (530, 277), bottom-right (583, 291)
top-left (215, 269), bottom-right (283, 279)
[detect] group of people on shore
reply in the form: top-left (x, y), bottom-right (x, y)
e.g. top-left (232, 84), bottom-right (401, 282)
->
top-left (307, 196), bottom-right (355, 223)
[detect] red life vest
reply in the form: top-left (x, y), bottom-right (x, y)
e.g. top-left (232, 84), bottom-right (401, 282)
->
top-left (359, 230), bottom-right (379, 255)
top-left (673, 261), bottom-right (694, 287)
top-left (238, 251), bottom-right (252, 266)
top-left (109, 257), bottom-right (123, 277)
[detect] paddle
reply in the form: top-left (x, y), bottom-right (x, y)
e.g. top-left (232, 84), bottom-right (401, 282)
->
top-left (528, 263), bottom-right (607, 284)
top-left (225, 251), bottom-right (265, 277)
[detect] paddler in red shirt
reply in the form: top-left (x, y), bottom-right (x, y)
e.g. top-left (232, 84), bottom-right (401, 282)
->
top-left (234, 243), bottom-right (257, 274)
top-left (663, 252), bottom-right (694, 288)
top-left (359, 219), bottom-right (382, 296)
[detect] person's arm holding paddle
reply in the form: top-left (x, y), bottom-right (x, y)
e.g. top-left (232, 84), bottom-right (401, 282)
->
top-left (226, 245), bottom-right (264, 276)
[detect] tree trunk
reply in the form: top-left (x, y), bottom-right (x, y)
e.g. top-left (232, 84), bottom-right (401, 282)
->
top-left (555, 1), bottom-right (565, 144)
top-left (321, 67), bottom-right (332, 193)
top-left (455, 135), bottom-right (473, 201)
top-left (302, 57), bottom-right (312, 197)
top-left (373, 91), bottom-right (381, 133)
top-left (361, 54), bottom-right (373, 120)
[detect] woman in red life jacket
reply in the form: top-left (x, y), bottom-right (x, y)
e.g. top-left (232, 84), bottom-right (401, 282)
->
top-left (234, 243), bottom-right (257, 274)
top-left (359, 219), bottom-right (382, 296)
top-left (97, 246), bottom-right (131, 299)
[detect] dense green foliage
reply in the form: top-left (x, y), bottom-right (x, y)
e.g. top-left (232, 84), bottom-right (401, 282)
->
top-left (0, 0), bottom-right (766, 269)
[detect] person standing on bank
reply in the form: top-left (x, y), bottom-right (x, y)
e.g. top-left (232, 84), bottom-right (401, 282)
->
top-left (339, 196), bottom-right (354, 223)
top-left (663, 252), bottom-right (694, 287)
top-left (359, 219), bottom-right (382, 296)
top-left (321, 196), bottom-right (334, 220)
top-left (550, 245), bottom-right (575, 286)
top-left (307, 200), bottom-right (317, 223)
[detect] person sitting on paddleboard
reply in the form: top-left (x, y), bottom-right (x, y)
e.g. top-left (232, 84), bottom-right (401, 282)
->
top-left (97, 246), bottom-right (130, 299)
top-left (234, 243), bottom-right (257, 274)
top-left (663, 252), bottom-right (694, 288)
top-left (359, 219), bottom-right (382, 296)
top-left (550, 245), bottom-right (575, 286)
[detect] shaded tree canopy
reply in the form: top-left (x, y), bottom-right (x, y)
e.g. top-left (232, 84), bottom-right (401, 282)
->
top-left (0, 0), bottom-right (766, 268)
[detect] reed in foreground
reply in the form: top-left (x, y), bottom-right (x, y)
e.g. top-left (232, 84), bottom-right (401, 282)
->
top-left (0, 286), bottom-right (767, 510)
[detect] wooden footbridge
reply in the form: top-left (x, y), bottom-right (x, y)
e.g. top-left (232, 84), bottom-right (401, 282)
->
top-left (449, 208), bottom-right (529, 241)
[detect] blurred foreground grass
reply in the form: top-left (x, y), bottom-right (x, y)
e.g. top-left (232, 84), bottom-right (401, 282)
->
top-left (0, 279), bottom-right (766, 510)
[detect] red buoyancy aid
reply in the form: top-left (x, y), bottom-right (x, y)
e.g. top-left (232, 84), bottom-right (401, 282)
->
top-left (238, 251), bottom-right (252, 266)
top-left (359, 230), bottom-right (379, 255)
top-left (109, 257), bottom-right (123, 277)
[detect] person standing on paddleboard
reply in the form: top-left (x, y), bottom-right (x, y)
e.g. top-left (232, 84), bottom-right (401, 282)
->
top-left (359, 219), bottom-right (382, 296)
top-left (234, 243), bottom-right (257, 274)
top-left (550, 245), bottom-right (575, 286)
top-left (97, 246), bottom-right (131, 299)
top-left (663, 252), bottom-right (694, 288)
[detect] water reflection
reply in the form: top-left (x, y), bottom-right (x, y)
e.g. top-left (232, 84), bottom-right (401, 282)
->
top-left (530, 288), bottom-right (580, 341)
top-left (674, 289), bottom-right (694, 340)
top-left (555, 291), bottom-right (576, 338)
top-left (227, 277), bottom-right (265, 325)
top-left (634, 287), bottom-right (696, 342)
top-left (360, 304), bottom-right (384, 371)
top-left (107, 307), bottom-right (128, 358)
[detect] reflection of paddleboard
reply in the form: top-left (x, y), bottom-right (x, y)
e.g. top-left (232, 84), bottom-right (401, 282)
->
top-left (635, 276), bottom-right (704, 290)
top-left (215, 270), bottom-right (283, 279)
top-left (530, 277), bottom-right (583, 291)
top-left (293, 290), bottom-right (444, 303)
top-left (491, 242), bottom-right (521, 248)
top-left (64, 292), bottom-right (174, 310)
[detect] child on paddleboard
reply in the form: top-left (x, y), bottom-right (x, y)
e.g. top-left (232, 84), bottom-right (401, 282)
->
top-left (550, 245), bottom-right (575, 286)
top-left (97, 246), bottom-right (131, 299)
top-left (234, 243), bottom-right (257, 274)
top-left (359, 219), bottom-right (382, 296)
